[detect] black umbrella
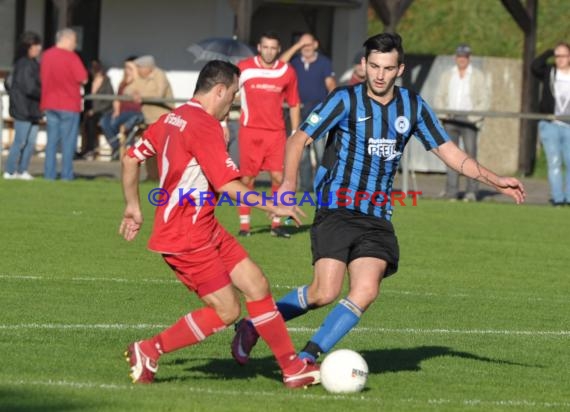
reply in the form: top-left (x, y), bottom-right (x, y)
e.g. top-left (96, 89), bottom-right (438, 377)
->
top-left (187, 37), bottom-right (255, 64)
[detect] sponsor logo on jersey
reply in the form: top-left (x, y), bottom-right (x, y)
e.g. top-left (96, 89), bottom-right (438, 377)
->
top-left (367, 138), bottom-right (402, 160)
top-left (251, 83), bottom-right (283, 93)
top-left (164, 113), bottom-right (188, 132)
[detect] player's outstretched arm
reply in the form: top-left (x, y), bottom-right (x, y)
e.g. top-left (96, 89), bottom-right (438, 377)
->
top-left (278, 130), bottom-right (312, 195)
top-left (218, 179), bottom-right (306, 226)
top-left (119, 154), bottom-right (144, 241)
top-left (432, 141), bottom-right (526, 204)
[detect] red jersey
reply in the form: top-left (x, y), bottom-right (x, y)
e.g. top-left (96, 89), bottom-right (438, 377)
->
top-left (127, 100), bottom-right (241, 254)
top-left (237, 56), bottom-right (300, 131)
top-left (40, 47), bottom-right (87, 112)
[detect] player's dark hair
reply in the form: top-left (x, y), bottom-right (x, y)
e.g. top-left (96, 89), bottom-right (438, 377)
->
top-left (194, 60), bottom-right (240, 95)
top-left (363, 33), bottom-right (404, 65)
top-left (259, 31), bottom-right (281, 45)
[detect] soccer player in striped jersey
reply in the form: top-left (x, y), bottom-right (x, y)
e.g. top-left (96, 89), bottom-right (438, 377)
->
top-left (231, 33), bottom-right (526, 365)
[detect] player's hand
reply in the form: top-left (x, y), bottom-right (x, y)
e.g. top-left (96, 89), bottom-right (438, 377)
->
top-left (119, 206), bottom-right (143, 241)
top-left (277, 182), bottom-right (297, 200)
top-left (297, 34), bottom-right (315, 48)
top-left (271, 204), bottom-right (306, 227)
top-left (495, 176), bottom-right (526, 204)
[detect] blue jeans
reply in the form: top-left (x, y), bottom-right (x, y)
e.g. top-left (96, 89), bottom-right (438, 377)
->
top-left (99, 111), bottom-right (144, 152)
top-left (44, 110), bottom-right (80, 180)
top-left (5, 120), bottom-right (39, 174)
top-left (539, 120), bottom-right (570, 203)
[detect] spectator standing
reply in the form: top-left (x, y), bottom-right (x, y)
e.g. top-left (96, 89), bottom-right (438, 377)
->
top-left (532, 42), bottom-right (570, 206)
top-left (79, 59), bottom-right (113, 159)
top-left (99, 57), bottom-right (144, 159)
top-left (126, 55), bottom-right (173, 181)
top-left (236, 32), bottom-right (301, 238)
top-left (434, 44), bottom-right (489, 202)
top-left (3, 31), bottom-right (42, 180)
top-left (280, 33), bottom-right (336, 192)
top-left (40, 28), bottom-right (88, 180)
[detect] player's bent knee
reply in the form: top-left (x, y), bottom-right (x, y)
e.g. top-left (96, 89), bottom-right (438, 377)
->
top-left (243, 274), bottom-right (271, 301)
top-left (311, 287), bottom-right (341, 307)
top-left (349, 288), bottom-right (379, 310)
top-left (214, 302), bottom-right (241, 325)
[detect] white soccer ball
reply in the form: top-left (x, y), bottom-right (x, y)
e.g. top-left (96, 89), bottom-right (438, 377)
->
top-left (320, 349), bottom-right (369, 393)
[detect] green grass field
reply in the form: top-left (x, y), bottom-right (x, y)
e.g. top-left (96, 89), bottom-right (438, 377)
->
top-left (1, 179), bottom-right (569, 411)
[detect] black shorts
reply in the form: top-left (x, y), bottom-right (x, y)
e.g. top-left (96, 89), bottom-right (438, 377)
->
top-left (310, 208), bottom-right (399, 277)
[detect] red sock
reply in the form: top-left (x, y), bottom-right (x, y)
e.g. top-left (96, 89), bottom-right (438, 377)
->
top-left (239, 206), bottom-right (251, 231)
top-left (246, 294), bottom-right (300, 373)
top-left (270, 184), bottom-right (280, 229)
top-left (140, 307), bottom-right (226, 360)
top-left (239, 182), bottom-right (255, 231)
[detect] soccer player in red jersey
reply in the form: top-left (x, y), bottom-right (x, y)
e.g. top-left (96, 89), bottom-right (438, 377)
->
top-left (236, 32), bottom-right (301, 238)
top-left (120, 60), bottom-right (319, 388)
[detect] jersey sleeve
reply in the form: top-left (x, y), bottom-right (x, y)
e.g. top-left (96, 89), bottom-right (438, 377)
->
top-left (186, 117), bottom-right (241, 191)
top-left (412, 95), bottom-right (450, 150)
top-left (126, 120), bottom-right (161, 162)
top-left (300, 88), bottom-right (348, 141)
top-left (285, 66), bottom-right (300, 108)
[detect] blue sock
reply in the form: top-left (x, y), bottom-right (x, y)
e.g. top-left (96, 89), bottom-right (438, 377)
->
top-left (304, 298), bottom-right (363, 357)
top-left (276, 286), bottom-right (310, 321)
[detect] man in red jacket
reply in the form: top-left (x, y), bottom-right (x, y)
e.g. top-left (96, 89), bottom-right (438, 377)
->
top-left (40, 28), bottom-right (87, 180)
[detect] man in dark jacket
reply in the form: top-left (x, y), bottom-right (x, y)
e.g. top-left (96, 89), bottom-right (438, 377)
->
top-left (532, 42), bottom-right (570, 205)
top-left (4, 32), bottom-right (42, 180)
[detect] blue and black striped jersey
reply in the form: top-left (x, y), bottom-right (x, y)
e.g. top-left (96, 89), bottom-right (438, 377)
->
top-left (300, 83), bottom-right (449, 220)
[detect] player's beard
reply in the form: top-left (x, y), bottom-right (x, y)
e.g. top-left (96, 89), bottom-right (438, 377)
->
top-left (260, 51), bottom-right (278, 66)
top-left (366, 75), bottom-right (396, 99)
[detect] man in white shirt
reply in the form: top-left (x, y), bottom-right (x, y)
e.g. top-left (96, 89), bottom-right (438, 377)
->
top-left (435, 44), bottom-right (489, 202)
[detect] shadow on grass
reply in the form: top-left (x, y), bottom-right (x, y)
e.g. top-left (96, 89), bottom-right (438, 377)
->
top-left (360, 345), bottom-right (536, 374)
top-left (75, 173), bottom-right (117, 180)
top-left (0, 388), bottom-right (103, 411)
top-left (158, 355), bottom-right (281, 384)
top-left (156, 345), bottom-right (536, 384)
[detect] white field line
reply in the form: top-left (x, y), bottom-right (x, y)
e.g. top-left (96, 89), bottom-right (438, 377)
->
top-left (3, 379), bottom-right (570, 409)
top-left (0, 323), bottom-right (568, 337)
top-left (0, 274), bottom-right (566, 303)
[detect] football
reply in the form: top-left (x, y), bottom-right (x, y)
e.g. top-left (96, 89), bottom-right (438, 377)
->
top-left (320, 349), bottom-right (369, 393)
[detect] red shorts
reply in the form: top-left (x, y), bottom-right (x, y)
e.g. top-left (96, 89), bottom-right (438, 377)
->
top-left (238, 127), bottom-right (286, 176)
top-left (162, 225), bottom-right (248, 297)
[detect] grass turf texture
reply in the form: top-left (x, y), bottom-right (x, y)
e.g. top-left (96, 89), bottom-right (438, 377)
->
top-left (1, 179), bottom-right (569, 411)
